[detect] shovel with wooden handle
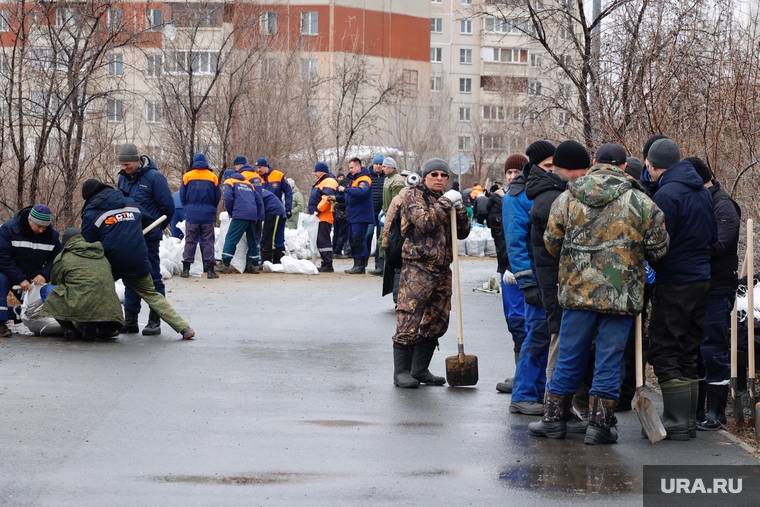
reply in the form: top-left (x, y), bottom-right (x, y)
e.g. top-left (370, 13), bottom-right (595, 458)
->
top-left (633, 314), bottom-right (666, 443)
top-left (142, 215), bottom-right (167, 236)
top-left (746, 220), bottom-right (759, 441)
top-left (732, 250), bottom-right (748, 426)
top-left (445, 207), bottom-right (478, 387)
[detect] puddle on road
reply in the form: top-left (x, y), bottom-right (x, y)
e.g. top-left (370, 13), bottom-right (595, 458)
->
top-left (397, 421), bottom-right (444, 428)
top-left (499, 464), bottom-right (634, 494)
top-left (301, 419), bottom-right (377, 427)
top-left (409, 469), bottom-right (456, 477)
top-left (154, 472), bottom-right (321, 486)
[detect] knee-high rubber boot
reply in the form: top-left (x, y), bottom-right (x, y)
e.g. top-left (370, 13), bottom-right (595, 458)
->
top-left (393, 344), bottom-right (419, 388)
top-left (411, 342), bottom-right (446, 385)
top-left (142, 309), bottom-right (161, 336)
top-left (660, 379), bottom-right (692, 441)
top-left (697, 384), bottom-right (729, 431)
top-left (689, 380), bottom-right (699, 438)
top-left (528, 392), bottom-right (573, 439)
top-left (119, 309), bottom-right (139, 334)
top-left (584, 395), bottom-right (618, 445)
top-left (696, 379), bottom-right (707, 423)
top-left (345, 258), bottom-right (365, 274)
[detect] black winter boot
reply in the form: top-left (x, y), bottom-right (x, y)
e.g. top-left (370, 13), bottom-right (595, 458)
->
top-left (181, 262), bottom-right (191, 278)
top-left (369, 258), bottom-right (385, 276)
top-left (528, 392), bottom-right (573, 439)
top-left (206, 263), bottom-right (219, 279)
top-left (697, 384), bottom-right (729, 431)
top-left (142, 309), bottom-right (161, 336)
top-left (393, 344), bottom-right (419, 388)
top-left (660, 379), bottom-right (691, 441)
top-left (317, 264), bottom-right (334, 273)
top-left (584, 395), bottom-right (618, 445)
top-left (411, 342), bottom-right (446, 385)
top-left (119, 309), bottom-right (139, 334)
top-left (244, 262), bottom-right (260, 274)
top-left (696, 379), bottom-right (707, 423)
top-left (345, 258), bottom-right (366, 274)
top-left (273, 248), bottom-right (285, 264)
top-left (689, 379), bottom-right (699, 438)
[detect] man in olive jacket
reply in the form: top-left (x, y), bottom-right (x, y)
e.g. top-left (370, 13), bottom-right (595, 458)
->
top-left (40, 228), bottom-right (124, 341)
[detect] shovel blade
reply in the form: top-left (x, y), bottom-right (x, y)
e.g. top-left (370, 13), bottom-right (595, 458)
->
top-left (634, 389), bottom-right (667, 444)
top-left (445, 354), bottom-right (479, 387)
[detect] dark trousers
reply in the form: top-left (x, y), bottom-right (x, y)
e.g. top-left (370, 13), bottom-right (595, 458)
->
top-left (222, 219), bottom-right (259, 265)
top-left (124, 238), bottom-right (162, 315)
top-left (332, 215), bottom-right (349, 254)
top-left (648, 281), bottom-right (711, 383)
top-left (349, 221), bottom-right (370, 260)
top-left (366, 215), bottom-right (382, 264)
top-left (700, 294), bottom-right (735, 384)
top-left (318, 221), bottom-right (333, 266)
top-left (261, 215), bottom-right (286, 262)
top-left (393, 261), bottom-right (452, 346)
top-left (183, 222), bottom-right (215, 265)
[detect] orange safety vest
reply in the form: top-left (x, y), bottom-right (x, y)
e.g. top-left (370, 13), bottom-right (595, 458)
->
top-left (315, 177), bottom-right (338, 224)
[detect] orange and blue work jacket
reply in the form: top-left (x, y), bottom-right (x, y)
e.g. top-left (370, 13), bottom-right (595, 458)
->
top-left (261, 168), bottom-right (293, 212)
top-left (236, 163), bottom-right (262, 187)
top-left (223, 173), bottom-right (264, 222)
top-left (337, 167), bottom-right (374, 223)
top-left (180, 169), bottom-right (221, 224)
top-left (308, 174), bottom-right (338, 224)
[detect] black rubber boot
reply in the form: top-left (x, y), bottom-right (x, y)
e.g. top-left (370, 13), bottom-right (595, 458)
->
top-left (181, 262), bottom-right (191, 278)
top-left (317, 264), bottom-right (334, 273)
top-left (696, 379), bottom-right (707, 423)
top-left (393, 344), bottom-right (419, 388)
top-left (689, 379), bottom-right (699, 438)
top-left (206, 264), bottom-right (218, 279)
top-left (118, 309), bottom-right (139, 334)
top-left (411, 342), bottom-right (446, 385)
top-left (273, 248), bottom-right (285, 264)
top-left (141, 309), bottom-right (161, 336)
top-left (369, 258), bottom-right (385, 276)
top-left (345, 258), bottom-right (366, 274)
top-left (697, 384), bottom-right (729, 431)
top-left (584, 395), bottom-right (618, 445)
top-left (660, 379), bottom-right (691, 441)
top-left (528, 392), bottom-right (573, 439)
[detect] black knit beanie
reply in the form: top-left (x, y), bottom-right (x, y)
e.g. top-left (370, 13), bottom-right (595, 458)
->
top-left (553, 140), bottom-right (590, 170)
top-left (526, 141), bottom-right (556, 168)
top-left (685, 157), bottom-right (713, 184)
top-left (82, 179), bottom-right (111, 200)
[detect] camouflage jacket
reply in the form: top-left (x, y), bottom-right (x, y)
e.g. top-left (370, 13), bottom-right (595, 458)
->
top-left (544, 164), bottom-right (669, 316)
top-left (401, 185), bottom-right (470, 270)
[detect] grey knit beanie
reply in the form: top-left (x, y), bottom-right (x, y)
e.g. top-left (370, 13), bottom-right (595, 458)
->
top-left (421, 158), bottom-right (450, 178)
top-left (647, 139), bottom-right (681, 170)
top-left (117, 143), bottom-right (140, 163)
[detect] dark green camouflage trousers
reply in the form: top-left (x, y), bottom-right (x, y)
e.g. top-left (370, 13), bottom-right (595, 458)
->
top-left (393, 261), bottom-right (452, 346)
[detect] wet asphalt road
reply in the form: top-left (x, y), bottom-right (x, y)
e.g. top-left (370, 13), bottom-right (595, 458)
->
top-left (1, 258), bottom-right (757, 506)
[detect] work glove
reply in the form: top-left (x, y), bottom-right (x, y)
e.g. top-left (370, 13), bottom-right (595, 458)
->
top-left (379, 211), bottom-right (385, 226)
top-left (502, 270), bottom-right (517, 285)
top-left (326, 195), bottom-right (337, 203)
top-left (442, 189), bottom-right (463, 209)
top-left (522, 286), bottom-right (543, 307)
top-left (286, 210), bottom-right (292, 219)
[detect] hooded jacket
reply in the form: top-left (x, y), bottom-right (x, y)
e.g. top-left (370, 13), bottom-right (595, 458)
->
top-left (708, 181), bottom-right (741, 296)
top-left (118, 155), bottom-right (174, 241)
top-left (260, 167), bottom-right (293, 212)
top-left (223, 173), bottom-right (264, 222)
top-left (0, 207), bottom-right (62, 284)
top-left (503, 169), bottom-right (537, 288)
top-left (40, 235), bottom-right (124, 324)
top-left (338, 167), bottom-right (374, 224)
top-left (649, 160), bottom-right (716, 285)
top-left (487, 188), bottom-right (509, 273)
top-left (544, 164), bottom-right (670, 315)
top-left (180, 168), bottom-right (221, 224)
top-left (81, 188), bottom-right (151, 280)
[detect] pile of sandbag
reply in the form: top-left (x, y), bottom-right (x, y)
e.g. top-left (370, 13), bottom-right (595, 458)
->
top-left (457, 224), bottom-right (496, 257)
top-left (285, 212), bottom-right (314, 260)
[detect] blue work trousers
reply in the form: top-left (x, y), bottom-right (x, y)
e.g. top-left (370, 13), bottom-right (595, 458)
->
top-left (511, 301), bottom-right (550, 402)
top-left (222, 219), bottom-right (260, 265)
top-left (350, 222), bottom-right (370, 260)
top-left (700, 294), bottom-right (734, 384)
top-left (124, 238), bottom-right (163, 315)
top-left (500, 276), bottom-right (527, 353)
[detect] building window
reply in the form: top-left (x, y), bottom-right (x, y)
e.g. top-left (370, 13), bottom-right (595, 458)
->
top-left (0, 10), bottom-right (8, 32)
top-left (108, 8), bottom-right (123, 32)
top-left (484, 47), bottom-right (528, 64)
top-left (171, 4), bottom-right (222, 27)
top-left (165, 51), bottom-right (218, 75)
top-left (56, 8), bottom-right (78, 27)
top-left (559, 83), bottom-right (571, 99)
top-left (460, 49), bottom-right (472, 64)
top-left (301, 12), bottom-right (318, 35)
top-left (260, 57), bottom-right (278, 79)
top-left (458, 136), bottom-right (471, 151)
top-left (430, 47), bottom-right (442, 62)
top-left (107, 99), bottom-right (123, 122)
top-left (108, 54), bottom-right (123, 76)
top-left (531, 0), bottom-right (545, 9)
top-left (482, 105), bottom-right (505, 121)
top-left (146, 101), bottom-right (161, 123)
top-left (29, 91), bottom-right (44, 115)
top-left (430, 76), bottom-right (442, 92)
top-left (484, 16), bottom-right (529, 34)
top-left (147, 8), bottom-right (162, 31)
top-left (403, 69), bottom-right (418, 97)
top-left (560, 54), bottom-right (572, 67)
top-left (260, 12), bottom-right (277, 35)
top-left (530, 53), bottom-right (542, 68)
top-left (482, 134), bottom-right (504, 150)
top-left (146, 55), bottom-right (161, 78)
top-left (528, 81), bottom-right (542, 95)
top-left (432, 0), bottom-right (442, 3)
top-left (459, 107), bottom-right (471, 122)
top-left (431, 18), bottom-right (442, 33)
top-left (459, 78), bottom-right (472, 93)
top-left (560, 25), bottom-right (573, 40)
top-left (559, 0), bottom-right (571, 9)
top-left (460, 19), bottom-right (472, 34)
top-left (556, 111), bottom-right (570, 126)
top-left (300, 58), bottom-right (318, 82)
top-left (461, 0), bottom-right (472, 4)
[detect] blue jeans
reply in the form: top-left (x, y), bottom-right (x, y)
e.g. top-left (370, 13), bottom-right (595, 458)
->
top-left (500, 277), bottom-right (527, 353)
top-left (700, 295), bottom-right (734, 384)
top-left (124, 238), bottom-right (163, 315)
top-left (548, 309), bottom-right (633, 400)
top-left (511, 301), bottom-right (550, 402)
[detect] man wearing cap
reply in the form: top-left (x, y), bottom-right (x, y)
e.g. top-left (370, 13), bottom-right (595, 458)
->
top-left (81, 179), bottom-right (195, 340)
top-left (309, 162), bottom-right (339, 272)
top-left (504, 141), bottom-right (554, 415)
top-left (234, 156), bottom-right (262, 186)
top-left (685, 157), bottom-right (741, 431)
top-left (256, 157), bottom-right (293, 218)
top-left (117, 143), bottom-right (175, 336)
top-left (530, 142), bottom-right (669, 444)
top-left (495, 154), bottom-right (529, 394)
top-left (645, 139), bottom-right (716, 440)
top-left (366, 154), bottom-right (386, 273)
top-left (371, 156), bottom-right (404, 276)
top-left (218, 170), bottom-right (264, 274)
top-left (180, 153), bottom-right (221, 279)
top-left (392, 158), bottom-right (470, 388)
top-left (336, 157), bottom-right (374, 274)
top-left (285, 178), bottom-right (304, 230)
top-left (0, 204), bottom-right (63, 337)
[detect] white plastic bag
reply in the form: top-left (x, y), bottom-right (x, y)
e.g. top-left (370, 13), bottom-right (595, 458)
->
top-left (262, 261), bottom-right (285, 273)
top-left (22, 284), bottom-right (63, 336)
top-left (306, 214), bottom-right (320, 263)
top-left (216, 212), bottom-right (248, 273)
top-left (281, 256), bottom-right (319, 275)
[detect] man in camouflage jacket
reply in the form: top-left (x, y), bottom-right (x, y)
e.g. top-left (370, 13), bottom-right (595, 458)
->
top-left (391, 158), bottom-right (470, 389)
top-left (529, 146), bottom-right (669, 445)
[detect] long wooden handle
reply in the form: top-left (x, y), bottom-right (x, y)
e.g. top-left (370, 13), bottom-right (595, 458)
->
top-left (450, 207), bottom-right (464, 354)
top-left (748, 219), bottom-right (755, 377)
top-left (142, 215), bottom-right (168, 235)
top-left (635, 314), bottom-right (643, 388)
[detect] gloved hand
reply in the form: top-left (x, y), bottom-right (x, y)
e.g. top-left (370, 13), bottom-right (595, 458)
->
top-left (286, 210), bottom-right (292, 219)
top-left (523, 286), bottom-right (543, 307)
top-left (442, 189), bottom-right (463, 209)
top-left (326, 195), bottom-right (337, 203)
top-left (502, 270), bottom-right (517, 285)
top-left (379, 211), bottom-right (385, 226)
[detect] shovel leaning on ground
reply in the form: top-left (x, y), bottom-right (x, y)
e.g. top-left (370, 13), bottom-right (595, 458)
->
top-left (746, 220), bottom-right (759, 441)
top-left (633, 314), bottom-right (666, 444)
top-left (445, 207), bottom-right (478, 387)
top-left (731, 245), bottom-right (749, 426)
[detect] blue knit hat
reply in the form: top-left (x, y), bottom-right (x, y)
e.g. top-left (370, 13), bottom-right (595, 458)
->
top-left (314, 161), bottom-right (329, 173)
top-left (255, 157), bottom-right (268, 167)
top-left (372, 153), bottom-right (384, 165)
top-left (223, 169), bottom-right (235, 180)
top-left (192, 153), bottom-right (209, 169)
top-left (233, 156), bottom-right (247, 166)
top-left (29, 204), bottom-right (52, 226)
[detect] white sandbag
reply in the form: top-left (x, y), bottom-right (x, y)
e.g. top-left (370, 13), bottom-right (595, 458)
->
top-left (115, 280), bottom-right (125, 303)
top-left (306, 214), bottom-right (320, 263)
top-left (262, 261), bottom-right (285, 273)
top-left (457, 239), bottom-right (467, 256)
top-left (216, 212), bottom-right (248, 273)
top-left (160, 264), bottom-right (172, 279)
top-left (284, 226), bottom-right (313, 260)
top-left (281, 256), bottom-right (319, 275)
top-left (22, 284), bottom-right (63, 336)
